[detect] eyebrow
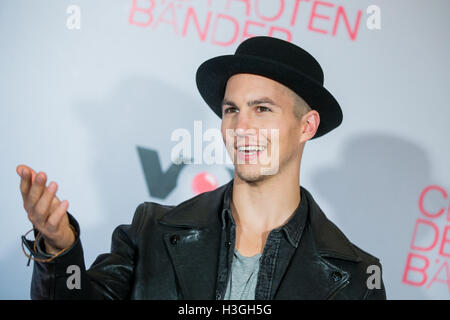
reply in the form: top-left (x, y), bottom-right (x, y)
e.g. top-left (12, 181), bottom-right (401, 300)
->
top-left (221, 97), bottom-right (278, 108)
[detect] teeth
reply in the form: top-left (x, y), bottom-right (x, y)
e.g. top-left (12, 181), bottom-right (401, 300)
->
top-left (238, 146), bottom-right (266, 152)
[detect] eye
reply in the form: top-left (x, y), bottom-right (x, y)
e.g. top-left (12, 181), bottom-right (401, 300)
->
top-left (224, 106), bottom-right (238, 114)
top-left (256, 106), bottom-right (271, 112)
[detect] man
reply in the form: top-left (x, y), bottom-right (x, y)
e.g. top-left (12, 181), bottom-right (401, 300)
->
top-left (18, 36), bottom-right (386, 299)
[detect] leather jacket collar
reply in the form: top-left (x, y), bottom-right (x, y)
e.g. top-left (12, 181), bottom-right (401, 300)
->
top-left (159, 179), bottom-right (361, 263)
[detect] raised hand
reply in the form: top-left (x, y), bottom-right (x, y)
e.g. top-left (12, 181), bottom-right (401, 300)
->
top-left (17, 164), bottom-right (75, 255)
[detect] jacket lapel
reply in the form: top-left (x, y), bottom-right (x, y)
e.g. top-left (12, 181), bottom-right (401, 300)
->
top-left (274, 187), bottom-right (362, 299)
top-left (158, 182), bottom-right (230, 299)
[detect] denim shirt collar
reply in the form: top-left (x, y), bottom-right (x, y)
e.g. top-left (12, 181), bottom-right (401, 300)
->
top-left (220, 181), bottom-right (308, 248)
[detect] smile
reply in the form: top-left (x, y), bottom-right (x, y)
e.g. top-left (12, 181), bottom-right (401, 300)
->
top-left (237, 145), bottom-right (266, 154)
top-left (235, 145), bottom-right (267, 162)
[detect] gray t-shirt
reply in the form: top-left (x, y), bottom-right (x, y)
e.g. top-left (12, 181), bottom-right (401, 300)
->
top-left (224, 248), bottom-right (262, 300)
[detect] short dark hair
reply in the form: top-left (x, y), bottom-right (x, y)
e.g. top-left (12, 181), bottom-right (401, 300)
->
top-left (289, 90), bottom-right (312, 120)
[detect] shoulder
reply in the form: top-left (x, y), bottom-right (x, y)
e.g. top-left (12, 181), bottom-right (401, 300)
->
top-left (302, 188), bottom-right (386, 299)
top-left (302, 186), bottom-right (381, 263)
top-left (314, 215), bottom-right (386, 299)
top-left (133, 180), bottom-right (232, 228)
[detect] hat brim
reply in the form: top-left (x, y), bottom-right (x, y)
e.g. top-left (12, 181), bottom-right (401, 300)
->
top-left (196, 54), bottom-right (342, 139)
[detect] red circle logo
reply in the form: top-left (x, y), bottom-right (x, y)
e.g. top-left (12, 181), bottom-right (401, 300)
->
top-left (192, 172), bottom-right (218, 195)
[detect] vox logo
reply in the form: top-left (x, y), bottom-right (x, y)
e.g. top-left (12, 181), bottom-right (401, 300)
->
top-left (137, 146), bottom-right (233, 199)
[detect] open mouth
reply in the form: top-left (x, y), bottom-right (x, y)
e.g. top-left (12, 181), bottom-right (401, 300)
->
top-left (235, 145), bottom-right (267, 162)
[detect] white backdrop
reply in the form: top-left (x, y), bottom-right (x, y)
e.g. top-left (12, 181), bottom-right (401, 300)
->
top-left (1, 0), bottom-right (450, 299)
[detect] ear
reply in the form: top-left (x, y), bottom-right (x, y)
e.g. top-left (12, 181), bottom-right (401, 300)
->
top-left (300, 110), bottom-right (320, 143)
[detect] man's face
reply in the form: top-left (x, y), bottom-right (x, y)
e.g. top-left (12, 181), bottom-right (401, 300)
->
top-left (221, 73), bottom-right (310, 183)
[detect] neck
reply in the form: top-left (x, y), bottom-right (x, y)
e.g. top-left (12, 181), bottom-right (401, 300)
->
top-left (231, 167), bottom-right (301, 233)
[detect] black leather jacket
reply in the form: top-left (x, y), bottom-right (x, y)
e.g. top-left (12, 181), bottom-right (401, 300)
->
top-left (24, 180), bottom-right (386, 299)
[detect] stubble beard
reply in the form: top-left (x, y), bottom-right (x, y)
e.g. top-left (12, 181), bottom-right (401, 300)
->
top-left (234, 164), bottom-right (268, 184)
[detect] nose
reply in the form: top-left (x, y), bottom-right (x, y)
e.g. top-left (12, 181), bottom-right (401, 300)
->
top-left (235, 111), bottom-right (261, 148)
top-left (235, 110), bottom-right (252, 134)
top-left (222, 108), bottom-right (257, 147)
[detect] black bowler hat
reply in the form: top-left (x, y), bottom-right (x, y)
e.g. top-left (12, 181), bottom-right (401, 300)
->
top-left (195, 36), bottom-right (343, 139)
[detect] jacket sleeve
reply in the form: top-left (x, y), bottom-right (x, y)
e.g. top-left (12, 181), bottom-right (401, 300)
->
top-left (25, 203), bottom-right (146, 300)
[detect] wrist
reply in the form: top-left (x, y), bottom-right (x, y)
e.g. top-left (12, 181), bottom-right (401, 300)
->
top-left (44, 225), bottom-right (77, 255)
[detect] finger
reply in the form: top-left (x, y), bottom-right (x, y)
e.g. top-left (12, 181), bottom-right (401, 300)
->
top-left (45, 200), bottom-right (69, 233)
top-left (17, 165), bottom-right (37, 180)
top-left (49, 195), bottom-right (61, 213)
top-left (25, 172), bottom-right (47, 211)
top-left (33, 181), bottom-right (58, 225)
top-left (19, 167), bottom-right (32, 198)
top-left (31, 170), bottom-right (37, 184)
top-left (19, 166), bottom-right (38, 195)
top-left (16, 164), bottom-right (24, 177)
top-left (17, 164), bottom-right (32, 176)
